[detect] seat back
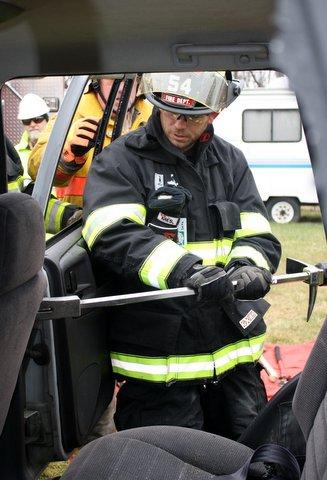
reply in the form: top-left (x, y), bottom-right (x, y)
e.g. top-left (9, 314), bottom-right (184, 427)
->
top-left (0, 192), bottom-right (46, 434)
top-left (61, 425), bottom-right (263, 479)
top-left (292, 317), bottom-right (327, 479)
top-left (239, 373), bottom-right (306, 469)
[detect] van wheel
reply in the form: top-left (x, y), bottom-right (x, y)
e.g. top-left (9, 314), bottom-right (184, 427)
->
top-left (266, 198), bottom-right (300, 223)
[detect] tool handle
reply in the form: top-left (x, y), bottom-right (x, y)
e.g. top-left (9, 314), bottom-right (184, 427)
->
top-left (258, 355), bottom-right (278, 382)
top-left (274, 345), bottom-right (288, 380)
top-left (274, 345), bottom-right (282, 362)
top-left (231, 272), bottom-right (309, 287)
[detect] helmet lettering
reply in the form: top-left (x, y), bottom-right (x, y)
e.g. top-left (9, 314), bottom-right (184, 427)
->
top-left (167, 74), bottom-right (180, 92)
top-left (180, 78), bottom-right (192, 96)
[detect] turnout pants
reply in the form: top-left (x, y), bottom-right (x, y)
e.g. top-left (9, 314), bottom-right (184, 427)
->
top-left (114, 363), bottom-right (267, 440)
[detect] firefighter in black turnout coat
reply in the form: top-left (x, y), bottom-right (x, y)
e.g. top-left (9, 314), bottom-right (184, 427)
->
top-left (82, 72), bottom-right (281, 439)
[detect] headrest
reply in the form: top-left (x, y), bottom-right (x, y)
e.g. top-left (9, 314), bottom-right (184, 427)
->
top-left (0, 192), bottom-right (45, 295)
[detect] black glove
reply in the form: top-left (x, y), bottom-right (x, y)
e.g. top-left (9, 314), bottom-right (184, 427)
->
top-left (227, 265), bottom-right (272, 300)
top-left (147, 186), bottom-right (192, 216)
top-left (69, 117), bottom-right (100, 157)
top-left (147, 186), bottom-right (192, 242)
top-left (183, 264), bottom-right (234, 301)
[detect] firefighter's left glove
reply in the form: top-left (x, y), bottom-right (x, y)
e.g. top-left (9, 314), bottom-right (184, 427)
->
top-left (227, 265), bottom-right (272, 300)
top-left (183, 264), bottom-right (234, 301)
top-left (148, 186), bottom-right (192, 216)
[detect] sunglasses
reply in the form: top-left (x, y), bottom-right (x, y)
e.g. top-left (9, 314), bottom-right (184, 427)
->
top-left (22, 116), bottom-right (46, 126)
top-left (164, 111), bottom-right (209, 125)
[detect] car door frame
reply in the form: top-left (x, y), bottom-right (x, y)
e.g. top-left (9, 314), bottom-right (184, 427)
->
top-left (0, 74), bottom-right (130, 479)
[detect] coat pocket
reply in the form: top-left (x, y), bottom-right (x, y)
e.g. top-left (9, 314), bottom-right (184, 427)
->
top-left (208, 200), bottom-right (241, 238)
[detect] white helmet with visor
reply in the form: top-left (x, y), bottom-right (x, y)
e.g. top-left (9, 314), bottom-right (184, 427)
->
top-left (139, 71), bottom-right (241, 115)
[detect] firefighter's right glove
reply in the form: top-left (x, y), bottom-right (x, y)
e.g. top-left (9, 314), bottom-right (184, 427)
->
top-left (183, 264), bottom-right (234, 301)
top-left (64, 117), bottom-right (100, 163)
top-left (227, 265), bottom-right (272, 300)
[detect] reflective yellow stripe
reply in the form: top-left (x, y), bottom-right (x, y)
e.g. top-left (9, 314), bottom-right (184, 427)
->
top-left (111, 334), bottom-right (265, 383)
top-left (185, 238), bottom-right (233, 265)
top-left (45, 199), bottom-right (70, 234)
top-left (82, 203), bottom-right (146, 249)
top-left (8, 181), bottom-right (20, 192)
top-left (235, 212), bottom-right (271, 239)
top-left (139, 240), bottom-right (188, 289)
top-left (8, 176), bottom-right (24, 192)
top-left (226, 245), bottom-right (270, 270)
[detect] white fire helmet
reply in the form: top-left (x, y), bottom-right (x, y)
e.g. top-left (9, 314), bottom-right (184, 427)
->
top-left (139, 71), bottom-right (241, 115)
top-left (17, 93), bottom-right (50, 120)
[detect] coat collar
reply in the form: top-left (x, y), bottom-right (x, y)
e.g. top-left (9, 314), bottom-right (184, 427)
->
top-left (126, 108), bottom-right (217, 166)
top-left (15, 130), bottom-right (30, 151)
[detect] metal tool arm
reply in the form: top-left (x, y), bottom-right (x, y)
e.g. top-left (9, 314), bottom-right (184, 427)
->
top-left (37, 267), bottom-right (325, 321)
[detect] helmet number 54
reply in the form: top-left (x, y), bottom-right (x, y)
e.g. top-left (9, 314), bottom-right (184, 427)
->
top-left (167, 75), bottom-right (192, 96)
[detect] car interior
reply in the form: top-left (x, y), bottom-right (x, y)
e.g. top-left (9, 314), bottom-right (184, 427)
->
top-left (0, 0), bottom-right (327, 479)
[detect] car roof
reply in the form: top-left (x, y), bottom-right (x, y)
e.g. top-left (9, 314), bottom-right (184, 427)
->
top-left (0, 0), bottom-right (276, 82)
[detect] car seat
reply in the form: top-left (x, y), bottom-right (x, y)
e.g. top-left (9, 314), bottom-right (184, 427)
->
top-left (0, 192), bottom-right (46, 435)
top-left (239, 374), bottom-right (306, 469)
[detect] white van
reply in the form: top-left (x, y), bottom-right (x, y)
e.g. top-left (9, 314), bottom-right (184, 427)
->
top-left (213, 88), bottom-right (318, 223)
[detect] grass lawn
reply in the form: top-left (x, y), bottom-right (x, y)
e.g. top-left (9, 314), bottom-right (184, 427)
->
top-left (265, 207), bottom-right (327, 343)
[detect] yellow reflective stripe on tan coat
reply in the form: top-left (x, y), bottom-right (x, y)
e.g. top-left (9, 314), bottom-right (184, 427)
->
top-left (111, 333), bottom-right (265, 383)
top-left (7, 176), bottom-right (24, 192)
top-left (82, 203), bottom-right (146, 249)
top-left (45, 198), bottom-right (71, 234)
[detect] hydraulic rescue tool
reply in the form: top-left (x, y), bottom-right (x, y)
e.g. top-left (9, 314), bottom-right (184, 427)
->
top-left (37, 258), bottom-right (326, 322)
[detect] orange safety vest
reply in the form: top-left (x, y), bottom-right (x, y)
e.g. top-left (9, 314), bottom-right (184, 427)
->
top-left (55, 176), bottom-right (86, 203)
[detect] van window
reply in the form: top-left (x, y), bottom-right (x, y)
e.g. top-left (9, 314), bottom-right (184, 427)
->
top-left (242, 109), bottom-right (302, 142)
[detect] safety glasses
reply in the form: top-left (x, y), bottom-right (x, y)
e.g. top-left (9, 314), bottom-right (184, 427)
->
top-left (164, 111), bottom-right (209, 125)
top-left (22, 116), bottom-right (46, 126)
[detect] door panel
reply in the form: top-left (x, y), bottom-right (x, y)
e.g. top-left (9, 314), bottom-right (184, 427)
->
top-left (44, 225), bottom-right (115, 452)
